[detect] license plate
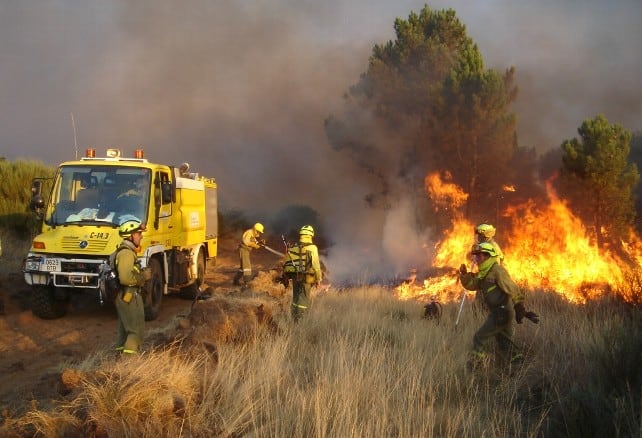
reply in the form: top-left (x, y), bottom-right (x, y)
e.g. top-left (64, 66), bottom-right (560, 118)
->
top-left (44, 259), bottom-right (61, 272)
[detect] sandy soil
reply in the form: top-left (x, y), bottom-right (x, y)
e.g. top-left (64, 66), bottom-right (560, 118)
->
top-left (0, 236), bottom-right (284, 413)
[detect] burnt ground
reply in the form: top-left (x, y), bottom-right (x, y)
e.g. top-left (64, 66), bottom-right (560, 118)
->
top-left (0, 236), bottom-right (285, 415)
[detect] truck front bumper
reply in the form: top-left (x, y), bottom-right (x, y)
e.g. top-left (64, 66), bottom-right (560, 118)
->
top-left (23, 254), bottom-right (106, 289)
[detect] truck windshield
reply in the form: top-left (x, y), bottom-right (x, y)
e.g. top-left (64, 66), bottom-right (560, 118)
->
top-left (45, 165), bottom-right (151, 227)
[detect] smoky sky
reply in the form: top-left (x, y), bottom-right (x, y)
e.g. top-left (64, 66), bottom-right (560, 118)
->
top-left (1, 0), bottom-right (641, 281)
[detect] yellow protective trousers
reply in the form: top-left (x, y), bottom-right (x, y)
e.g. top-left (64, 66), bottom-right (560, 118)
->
top-left (115, 287), bottom-right (145, 353)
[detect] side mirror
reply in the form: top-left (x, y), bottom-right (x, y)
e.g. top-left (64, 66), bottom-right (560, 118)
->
top-left (30, 195), bottom-right (45, 211)
top-left (31, 179), bottom-right (43, 197)
top-left (30, 180), bottom-right (45, 212)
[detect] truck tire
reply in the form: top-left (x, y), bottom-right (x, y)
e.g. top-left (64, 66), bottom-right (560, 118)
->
top-left (144, 257), bottom-right (163, 321)
top-left (31, 286), bottom-right (69, 319)
top-left (180, 249), bottom-right (205, 299)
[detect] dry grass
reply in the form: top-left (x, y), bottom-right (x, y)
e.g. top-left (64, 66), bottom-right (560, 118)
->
top-left (0, 159), bottom-right (54, 237)
top-left (0, 229), bottom-right (32, 275)
top-left (70, 349), bottom-right (203, 437)
top-left (1, 285), bottom-right (641, 437)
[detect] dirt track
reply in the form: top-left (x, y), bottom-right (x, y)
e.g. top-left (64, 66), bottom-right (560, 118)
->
top-left (0, 236), bottom-right (282, 412)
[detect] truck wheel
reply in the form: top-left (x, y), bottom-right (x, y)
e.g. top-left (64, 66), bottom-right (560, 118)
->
top-left (180, 249), bottom-right (205, 299)
top-left (144, 258), bottom-right (163, 321)
top-left (31, 286), bottom-right (69, 319)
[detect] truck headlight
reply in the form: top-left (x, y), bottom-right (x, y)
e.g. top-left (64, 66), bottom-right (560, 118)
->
top-left (24, 256), bottom-right (43, 271)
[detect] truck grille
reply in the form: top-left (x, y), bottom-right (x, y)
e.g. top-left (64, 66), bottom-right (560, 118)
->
top-left (54, 260), bottom-right (104, 288)
top-left (60, 261), bottom-right (102, 274)
top-left (61, 237), bottom-right (110, 253)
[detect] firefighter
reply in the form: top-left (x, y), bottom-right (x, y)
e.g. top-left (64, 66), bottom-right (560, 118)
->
top-left (459, 242), bottom-right (526, 367)
top-left (114, 217), bottom-right (152, 354)
top-left (284, 225), bottom-right (322, 321)
top-left (118, 175), bottom-right (146, 199)
top-left (233, 222), bottom-right (265, 286)
top-left (474, 223), bottom-right (504, 263)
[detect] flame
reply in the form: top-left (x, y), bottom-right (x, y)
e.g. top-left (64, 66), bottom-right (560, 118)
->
top-left (396, 176), bottom-right (642, 304)
top-left (501, 181), bottom-right (624, 302)
top-left (396, 274), bottom-right (461, 302)
top-left (425, 171), bottom-right (468, 213)
top-left (432, 219), bottom-right (474, 269)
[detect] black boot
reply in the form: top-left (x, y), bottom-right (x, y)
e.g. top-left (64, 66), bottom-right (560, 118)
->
top-left (233, 271), bottom-right (242, 286)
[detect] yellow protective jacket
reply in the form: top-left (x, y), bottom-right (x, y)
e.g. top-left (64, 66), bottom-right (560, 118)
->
top-left (460, 257), bottom-right (523, 309)
top-left (115, 240), bottom-right (146, 288)
top-left (285, 242), bottom-right (322, 284)
top-left (240, 228), bottom-right (262, 250)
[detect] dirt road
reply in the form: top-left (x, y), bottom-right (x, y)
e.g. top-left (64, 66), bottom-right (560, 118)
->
top-left (0, 236), bottom-right (283, 411)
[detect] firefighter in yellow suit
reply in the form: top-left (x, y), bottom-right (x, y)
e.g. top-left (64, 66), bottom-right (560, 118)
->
top-left (459, 242), bottom-right (525, 367)
top-left (233, 222), bottom-right (265, 286)
top-left (114, 218), bottom-right (151, 354)
top-left (284, 225), bottom-right (322, 321)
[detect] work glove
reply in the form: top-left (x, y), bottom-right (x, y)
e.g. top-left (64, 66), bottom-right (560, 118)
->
top-left (525, 310), bottom-right (540, 324)
top-left (258, 239), bottom-right (266, 247)
top-left (141, 267), bottom-right (153, 282)
top-left (459, 264), bottom-right (467, 275)
top-left (514, 302), bottom-right (526, 324)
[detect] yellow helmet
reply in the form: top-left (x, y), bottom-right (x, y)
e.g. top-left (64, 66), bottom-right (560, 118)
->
top-left (254, 223), bottom-right (264, 234)
top-left (119, 217), bottom-right (146, 237)
top-left (475, 223), bottom-right (496, 239)
top-left (300, 225), bottom-right (314, 237)
top-left (472, 242), bottom-right (498, 257)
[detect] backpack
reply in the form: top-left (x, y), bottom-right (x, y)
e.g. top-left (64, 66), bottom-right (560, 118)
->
top-left (283, 243), bottom-right (312, 281)
top-left (101, 246), bottom-right (127, 301)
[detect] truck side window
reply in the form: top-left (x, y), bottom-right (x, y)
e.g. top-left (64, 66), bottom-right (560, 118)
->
top-left (157, 171), bottom-right (172, 218)
top-left (161, 182), bottom-right (172, 204)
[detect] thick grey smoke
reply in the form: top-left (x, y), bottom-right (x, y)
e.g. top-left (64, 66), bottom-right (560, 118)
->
top-left (1, 0), bottom-right (640, 282)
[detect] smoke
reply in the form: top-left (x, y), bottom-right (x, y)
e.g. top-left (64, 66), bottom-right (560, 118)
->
top-left (0, 0), bottom-right (640, 283)
top-left (381, 197), bottom-right (434, 273)
top-left (462, 0), bottom-right (642, 149)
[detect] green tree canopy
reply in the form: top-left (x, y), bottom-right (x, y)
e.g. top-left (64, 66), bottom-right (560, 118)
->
top-left (325, 5), bottom-right (528, 228)
top-left (560, 115), bottom-right (639, 249)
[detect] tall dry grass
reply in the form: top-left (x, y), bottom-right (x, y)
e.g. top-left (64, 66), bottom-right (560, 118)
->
top-left (0, 228), bottom-right (32, 275)
top-left (0, 159), bottom-right (54, 275)
top-left (2, 284), bottom-right (640, 437)
top-left (0, 159), bottom-right (54, 235)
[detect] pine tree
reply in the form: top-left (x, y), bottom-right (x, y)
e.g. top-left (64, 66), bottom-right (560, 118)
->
top-left (560, 115), bottom-right (639, 249)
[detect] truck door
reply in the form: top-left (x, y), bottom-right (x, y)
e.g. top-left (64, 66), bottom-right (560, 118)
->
top-left (153, 170), bottom-right (175, 247)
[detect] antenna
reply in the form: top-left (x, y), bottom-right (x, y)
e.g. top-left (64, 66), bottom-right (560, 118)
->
top-left (70, 112), bottom-right (78, 160)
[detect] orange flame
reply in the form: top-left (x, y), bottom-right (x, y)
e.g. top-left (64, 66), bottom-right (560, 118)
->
top-left (425, 171), bottom-right (468, 214)
top-left (396, 176), bottom-right (641, 304)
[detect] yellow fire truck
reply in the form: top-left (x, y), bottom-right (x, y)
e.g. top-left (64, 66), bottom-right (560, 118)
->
top-left (23, 148), bottom-right (218, 320)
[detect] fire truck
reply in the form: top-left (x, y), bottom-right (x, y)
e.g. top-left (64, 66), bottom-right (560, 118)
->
top-left (23, 148), bottom-right (218, 320)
